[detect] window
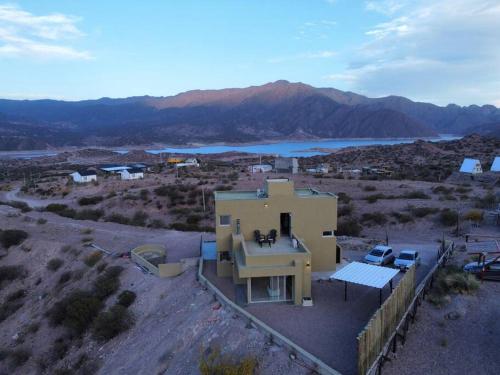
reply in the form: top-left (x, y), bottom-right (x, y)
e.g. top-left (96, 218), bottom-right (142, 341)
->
top-left (322, 230), bottom-right (334, 237)
top-left (386, 249), bottom-right (392, 255)
top-left (219, 215), bottom-right (231, 226)
top-left (219, 251), bottom-right (231, 261)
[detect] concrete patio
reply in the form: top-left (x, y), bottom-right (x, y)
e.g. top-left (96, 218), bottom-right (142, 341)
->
top-left (203, 260), bottom-right (396, 375)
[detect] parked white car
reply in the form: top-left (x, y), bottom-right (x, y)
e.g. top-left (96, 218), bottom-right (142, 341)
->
top-left (394, 250), bottom-right (421, 271)
top-left (364, 245), bottom-right (395, 266)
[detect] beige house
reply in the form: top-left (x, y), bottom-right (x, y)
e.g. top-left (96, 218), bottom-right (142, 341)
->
top-left (214, 178), bottom-right (339, 305)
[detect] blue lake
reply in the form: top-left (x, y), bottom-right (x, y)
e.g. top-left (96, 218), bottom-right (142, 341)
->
top-left (0, 135), bottom-right (460, 159)
top-left (147, 135), bottom-right (460, 157)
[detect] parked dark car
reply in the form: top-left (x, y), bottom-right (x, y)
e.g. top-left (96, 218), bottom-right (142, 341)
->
top-left (464, 258), bottom-right (500, 281)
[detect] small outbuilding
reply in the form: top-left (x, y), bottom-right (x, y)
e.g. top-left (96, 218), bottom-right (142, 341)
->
top-left (100, 164), bottom-right (131, 173)
top-left (491, 156), bottom-right (500, 172)
top-left (175, 158), bottom-right (200, 168)
top-left (274, 157), bottom-right (298, 174)
top-left (248, 164), bottom-right (273, 173)
top-left (459, 158), bottom-right (482, 174)
top-left (119, 168), bottom-right (144, 180)
top-left (70, 170), bottom-right (97, 183)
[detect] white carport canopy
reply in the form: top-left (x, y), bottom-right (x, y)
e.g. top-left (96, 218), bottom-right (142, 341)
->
top-left (330, 261), bottom-right (399, 305)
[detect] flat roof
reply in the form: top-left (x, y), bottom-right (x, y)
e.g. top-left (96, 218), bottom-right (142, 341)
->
top-left (215, 188), bottom-right (336, 201)
top-left (330, 261), bottom-right (399, 289)
top-left (466, 240), bottom-right (500, 254)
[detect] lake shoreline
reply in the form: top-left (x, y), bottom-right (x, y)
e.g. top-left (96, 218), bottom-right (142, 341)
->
top-left (0, 135), bottom-right (461, 159)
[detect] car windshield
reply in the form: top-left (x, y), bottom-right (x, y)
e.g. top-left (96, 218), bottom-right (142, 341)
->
top-left (398, 253), bottom-right (414, 260)
top-left (370, 249), bottom-right (384, 257)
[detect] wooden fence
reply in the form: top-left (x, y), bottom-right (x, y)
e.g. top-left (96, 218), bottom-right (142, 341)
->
top-left (357, 265), bottom-right (416, 375)
top-left (358, 240), bottom-right (455, 375)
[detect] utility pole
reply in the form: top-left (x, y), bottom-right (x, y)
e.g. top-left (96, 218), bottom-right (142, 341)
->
top-left (202, 187), bottom-right (206, 212)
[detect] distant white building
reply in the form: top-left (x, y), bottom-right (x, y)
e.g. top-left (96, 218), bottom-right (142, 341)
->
top-left (175, 158), bottom-right (200, 168)
top-left (119, 168), bottom-right (144, 180)
top-left (491, 156), bottom-right (500, 172)
top-left (248, 164), bottom-right (273, 173)
top-left (100, 164), bottom-right (131, 173)
top-left (306, 163), bottom-right (329, 174)
top-left (70, 170), bottom-right (97, 183)
top-left (459, 158), bottom-right (483, 174)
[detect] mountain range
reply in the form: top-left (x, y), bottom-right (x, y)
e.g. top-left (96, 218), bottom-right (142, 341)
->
top-left (0, 80), bottom-right (499, 150)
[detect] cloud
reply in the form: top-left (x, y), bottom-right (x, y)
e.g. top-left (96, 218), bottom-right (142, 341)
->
top-left (0, 4), bottom-right (91, 60)
top-left (327, 0), bottom-right (500, 105)
top-left (296, 19), bottom-right (337, 40)
top-left (268, 50), bottom-right (336, 64)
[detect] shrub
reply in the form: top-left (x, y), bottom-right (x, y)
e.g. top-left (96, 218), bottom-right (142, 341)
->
top-left (475, 192), bottom-right (497, 209)
top-left (78, 196), bottom-right (103, 206)
top-left (8, 201), bottom-right (31, 212)
top-left (391, 212), bottom-right (414, 224)
top-left (336, 218), bottom-right (362, 236)
top-left (0, 265), bottom-right (26, 284)
top-left (402, 190), bottom-right (430, 199)
top-left (75, 209), bottom-right (104, 221)
top-left (92, 305), bottom-right (133, 341)
top-left (364, 193), bottom-right (386, 203)
top-left (463, 209), bottom-right (483, 222)
top-left (0, 301), bottom-right (24, 322)
top-left (139, 189), bottom-right (149, 200)
top-left (0, 229), bottom-right (28, 248)
top-left (45, 203), bottom-right (68, 213)
top-left (337, 192), bottom-right (352, 204)
top-left (440, 209), bottom-right (458, 227)
top-left (432, 186), bottom-right (454, 195)
top-left (96, 262), bottom-right (108, 273)
top-left (105, 213), bottom-right (130, 225)
top-left (199, 348), bottom-right (257, 375)
top-left (409, 206), bottom-right (439, 218)
top-left (130, 211), bottom-right (148, 226)
top-left (47, 258), bottom-right (64, 271)
top-left (6, 289), bottom-right (26, 302)
top-left (37, 218), bottom-right (47, 225)
top-left (186, 214), bottom-right (202, 225)
top-left (58, 271), bottom-right (73, 284)
top-left (149, 219), bottom-right (166, 229)
top-left (93, 266), bottom-right (124, 300)
top-left (117, 290), bottom-right (136, 308)
top-left (48, 290), bottom-right (103, 334)
top-left (154, 185), bottom-right (170, 196)
top-left (428, 266), bottom-right (480, 306)
top-left (363, 185), bottom-right (377, 192)
top-left (51, 337), bottom-right (70, 361)
top-left (84, 251), bottom-right (103, 267)
top-left (338, 204), bottom-right (354, 217)
top-left (361, 212), bottom-right (387, 225)
top-left (8, 348), bottom-right (31, 368)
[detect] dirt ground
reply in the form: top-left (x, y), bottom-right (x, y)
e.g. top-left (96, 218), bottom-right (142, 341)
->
top-left (0, 205), bottom-right (308, 375)
top-left (1, 141), bottom-right (498, 375)
top-left (384, 263), bottom-right (500, 375)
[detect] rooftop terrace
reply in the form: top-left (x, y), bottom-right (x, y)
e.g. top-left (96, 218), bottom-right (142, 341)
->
top-left (245, 236), bottom-right (306, 255)
top-left (214, 187), bottom-right (336, 201)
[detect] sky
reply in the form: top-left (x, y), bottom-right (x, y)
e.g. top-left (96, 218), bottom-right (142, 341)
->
top-left (0, 0), bottom-right (499, 106)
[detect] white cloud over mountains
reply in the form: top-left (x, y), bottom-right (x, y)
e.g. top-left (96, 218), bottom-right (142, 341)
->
top-left (0, 4), bottom-right (91, 60)
top-left (329, 0), bottom-right (500, 106)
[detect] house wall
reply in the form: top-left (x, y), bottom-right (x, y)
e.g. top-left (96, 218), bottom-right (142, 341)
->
top-left (215, 181), bottom-right (338, 273)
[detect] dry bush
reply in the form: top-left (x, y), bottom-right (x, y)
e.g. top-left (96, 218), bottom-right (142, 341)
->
top-left (47, 258), bottom-right (64, 272)
top-left (84, 251), bottom-right (102, 267)
top-left (199, 347), bottom-right (257, 375)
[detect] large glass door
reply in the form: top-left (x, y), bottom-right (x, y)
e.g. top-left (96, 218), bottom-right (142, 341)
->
top-left (249, 276), bottom-right (293, 303)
